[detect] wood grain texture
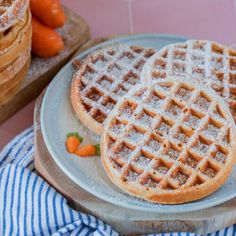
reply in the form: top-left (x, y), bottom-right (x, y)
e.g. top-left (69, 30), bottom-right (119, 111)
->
top-left (34, 37), bottom-right (236, 235)
top-left (0, 6), bottom-right (90, 124)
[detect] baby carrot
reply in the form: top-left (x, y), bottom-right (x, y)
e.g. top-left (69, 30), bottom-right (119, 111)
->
top-left (66, 132), bottom-right (83, 153)
top-left (30, 0), bottom-right (66, 28)
top-left (32, 16), bottom-right (64, 57)
top-left (75, 144), bottom-right (100, 157)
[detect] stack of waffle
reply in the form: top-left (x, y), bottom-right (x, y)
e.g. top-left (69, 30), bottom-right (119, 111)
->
top-left (0, 0), bottom-right (31, 106)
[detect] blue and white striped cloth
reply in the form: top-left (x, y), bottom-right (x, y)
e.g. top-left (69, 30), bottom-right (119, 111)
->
top-left (0, 127), bottom-right (236, 236)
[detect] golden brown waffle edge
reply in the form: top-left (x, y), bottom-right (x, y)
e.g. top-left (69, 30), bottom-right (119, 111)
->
top-left (101, 77), bottom-right (236, 204)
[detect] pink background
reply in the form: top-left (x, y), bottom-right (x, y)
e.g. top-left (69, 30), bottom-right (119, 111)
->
top-left (1, 0), bottom-right (236, 149)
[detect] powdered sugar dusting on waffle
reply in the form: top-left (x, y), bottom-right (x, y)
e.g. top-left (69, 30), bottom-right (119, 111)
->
top-left (102, 77), bottom-right (236, 204)
top-left (0, 0), bottom-right (28, 32)
top-left (141, 40), bottom-right (236, 122)
top-left (71, 44), bottom-right (155, 133)
top-left (0, 45), bottom-right (30, 86)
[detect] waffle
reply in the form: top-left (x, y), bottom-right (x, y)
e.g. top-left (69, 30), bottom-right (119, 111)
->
top-left (0, 0), bottom-right (28, 33)
top-left (0, 3), bottom-right (31, 104)
top-left (71, 44), bottom-right (155, 134)
top-left (0, 54), bottom-right (30, 105)
top-left (141, 40), bottom-right (236, 122)
top-left (0, 9), bottom-right (31, 87)
top-left (101, 77), bottom-right (236, 204)
top-left (0, 45), bottom-right (30, 91)
top-left (0, 7), bottom-right (31, 67)
top-left (0, 6), bottom-right (28, 51)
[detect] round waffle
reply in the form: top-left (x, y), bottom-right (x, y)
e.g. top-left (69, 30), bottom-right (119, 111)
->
top-left (0, 7), bottom-right (31, 67)
top-left (101, 77), bottom-right (236, 204)
top-left (71, 44), bottom-right (155, 134)
top-left (0, 0), bottom-right (28, 33)
top-left (0, 0), bottom-right (30, 105)
top-left (0, 54), bottom-right (30, 105)
top-left (0, 45), bottom-right (30, 91)
top-left (0, 9), bottom-right (31, 88)
top-left (141, 40), bottom-right (236, 122)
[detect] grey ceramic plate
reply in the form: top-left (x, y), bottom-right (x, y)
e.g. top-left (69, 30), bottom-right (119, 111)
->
top-left (41, 34), bottom-right (236, 213)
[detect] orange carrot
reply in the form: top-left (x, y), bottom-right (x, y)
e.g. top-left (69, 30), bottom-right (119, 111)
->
top-left (30, 0), bottom-right (66, 28)
top-left (32, 16), bottom-right (64, 57)
top-left (66, 132), bottom-right (83, 153)
top-left (75, 144), bottom-right (100, 157)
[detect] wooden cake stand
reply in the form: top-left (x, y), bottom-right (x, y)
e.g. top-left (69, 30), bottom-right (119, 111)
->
top-left (30, 34), bottom-right (236, 235)
top-left (34, 71), bottom-right (236, 235)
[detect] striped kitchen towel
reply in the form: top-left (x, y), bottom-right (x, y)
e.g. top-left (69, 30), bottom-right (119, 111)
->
top-left (0, 127), bottom-right (236, 236)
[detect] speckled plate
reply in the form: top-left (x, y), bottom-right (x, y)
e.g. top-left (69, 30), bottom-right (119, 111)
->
top-left (41, 34), bottom-right (236, 213)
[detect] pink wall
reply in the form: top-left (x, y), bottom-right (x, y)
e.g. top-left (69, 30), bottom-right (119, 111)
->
top-left (62, 0), bottom-right (236, 45)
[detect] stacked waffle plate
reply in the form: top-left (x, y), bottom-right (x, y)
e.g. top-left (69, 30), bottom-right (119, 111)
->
top-left (71, 40), bottom-right (236, 204)
top-left (0, 0), bottom-right (31, 106)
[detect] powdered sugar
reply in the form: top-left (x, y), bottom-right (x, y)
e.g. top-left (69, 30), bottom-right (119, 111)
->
top-left (125, 169), bottom-right (139, 182)
top-left (193, 140), bottom-right (209, 154)
top-left (134, 155), bottom-right (151, 168)
top-left (156, 166), bottom-right (169, 174)
top-left (113, 145), bottom-right (132, 161)
top-left (157, 121), bottom-right (172, 136)
top-left (184, 113), bottom-right (200, 127)
top-left (175, 131), bottom-right (189, 143)
top-left (195, 96), bottom-right (210, 111)
top-left (174, 172), bottom-right (188, 185)
top-left (126, 128), bottom-right (143, 143)
top-left (147, 138), bottom-right (161, 152)
top-left (184, 155), bottom-right (198, 168)
top-left (167, 148), bottom-right (179, 160)
top-left (166, 103), bottom-right (182, 118)
top-left (176, 87), bottom-right (192, 100)
top-left (120, 106), bottom-right (134, 118)
top-left (0, 0), bottom-right (28, 32)
top-left (203, 123), bottom-right (220, 138)
top-left (147, 92), bottom-right (163, 108)
top-left (211, 57), bottom-right (224, 71)
top-left (138, 111), bottom-right (153, 125)
top-left (111, 122), bottom-right (126, 135)
top-left (214, 150), bottom-right (226, 163)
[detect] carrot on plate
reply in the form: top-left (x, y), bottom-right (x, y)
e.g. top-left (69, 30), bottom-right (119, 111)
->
top-left (32, 16), bottom-right (64, 57)
top-left (30, 0), bottom-right (66, 28)
top-left (75, 144), bottom-right (100, 157)
top-left (66, 132), bottom-right (83, 153)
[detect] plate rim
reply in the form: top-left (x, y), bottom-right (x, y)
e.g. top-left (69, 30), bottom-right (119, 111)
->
top-left (40, 33), bottom-right (236, 213)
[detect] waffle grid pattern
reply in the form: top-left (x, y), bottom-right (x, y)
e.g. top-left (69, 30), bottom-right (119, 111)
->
top-left (72, 45), bottom-right (155, 130)
top-left (142, 40), bottom-right (236, 121)
top-left (102, 80), bottom-right (235, 203)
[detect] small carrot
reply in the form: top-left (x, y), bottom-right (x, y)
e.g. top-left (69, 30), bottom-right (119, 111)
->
top-left (75, 144), bottom-right (100, 157)
top-left (30, 0), bottom-right (66, 28)
top-left (32, 16), bottom-right (64, 57)
top-left (66, 132), bottom-right (83, 153)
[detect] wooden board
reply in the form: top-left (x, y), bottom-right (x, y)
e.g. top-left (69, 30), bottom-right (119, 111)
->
top-left (34, 91), bottom-right (236, 236)
top-left (34, 37), bottom-right (236, 235)
top-left (0, 6), bottom-right (90, 124)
